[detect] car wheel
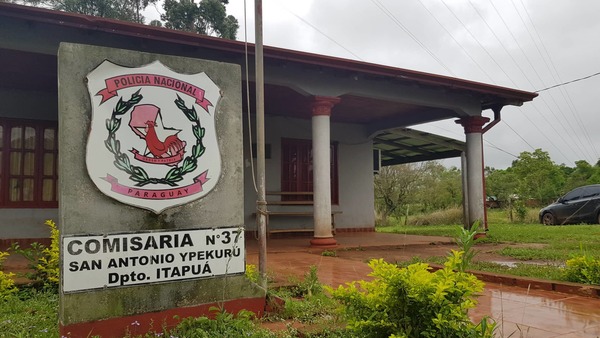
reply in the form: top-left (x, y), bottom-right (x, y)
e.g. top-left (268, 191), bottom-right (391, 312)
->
top-left (542, 212), bottom-right (556, 226)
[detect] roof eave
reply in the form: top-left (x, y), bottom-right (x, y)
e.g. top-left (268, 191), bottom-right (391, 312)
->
top-left (0, 2), bottom-right (538, 104)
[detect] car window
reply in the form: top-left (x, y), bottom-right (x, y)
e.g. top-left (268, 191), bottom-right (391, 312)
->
top-left (581, 186), bottom-right (600, 199)
top-left (562, 188), bottom-right (583, 202)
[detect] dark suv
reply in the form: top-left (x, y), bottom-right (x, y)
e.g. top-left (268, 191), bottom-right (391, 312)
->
top-left (539, 184), bottom-right (600, 225)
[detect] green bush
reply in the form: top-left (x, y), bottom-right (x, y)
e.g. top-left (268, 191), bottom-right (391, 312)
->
top-left (329, 255), bottom-right (494, 338)
top-left (245, 264), bottom-right (259, 284)
top-left (564, 253), bottom-right (600, 285)
top-left (11, 220), bottom-right (59, 291)
top-left (0, 250), bottom-right (17, 300)
top-left (38, 220), bottom-right (59, 288)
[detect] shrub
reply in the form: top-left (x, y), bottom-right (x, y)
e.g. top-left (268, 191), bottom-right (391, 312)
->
top-left (38, 220), bottom-right (59, 288)
top-left (329, 255), bottom-right (494, 338)
top-left (0, 250), bottom-right (17, 300)
top-left (11, 220), bottom-right (59, 290)
top-left (245, 264), bottom-right (259, 284)
top-left (293, 265), bottom-right (322, 297)
top-left (455, 223), bottom-right (481, 272)
top-left (564, 253), bottom-right (600, 285)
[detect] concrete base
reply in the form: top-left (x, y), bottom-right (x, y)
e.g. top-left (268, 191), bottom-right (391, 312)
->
top-left (310, 237), bottom-right (338, 248)
top-left (59, 296), bottom-right (266, 338)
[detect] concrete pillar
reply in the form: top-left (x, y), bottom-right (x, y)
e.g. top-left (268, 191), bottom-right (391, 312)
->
top-left (456, 116), bottom-right (489, 230)
top-left (460, 152), bottom-right (469, 228)
top-left (310, 96), bottom-right (340, 248)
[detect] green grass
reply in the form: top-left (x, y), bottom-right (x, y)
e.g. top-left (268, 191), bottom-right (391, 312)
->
top-left (379, 207), bottom-right (600, 261)
top-left (380, 222), bottom-right (600, 261)
top-left (378, 208), bottom-right (600, 282)
top-left (0, 289), bottom-right (58, 338)
top-left (469, 261), bottom-right (565, 281)
top-left (398, 257), bottom-right (565, 284)
top-left (379, 223), bottom-right (461, 237)
top-left (378, 224), bottom-right (600, 261)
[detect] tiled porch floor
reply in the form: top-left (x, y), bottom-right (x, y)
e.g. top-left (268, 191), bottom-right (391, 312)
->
top-left (246, 232), bottom-right (600, 338)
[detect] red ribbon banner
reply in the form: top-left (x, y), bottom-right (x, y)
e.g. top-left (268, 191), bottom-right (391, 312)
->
top-left (102, 171), bottom-right (209, 200)
top-left (96, 74), bottom-right (212, 112)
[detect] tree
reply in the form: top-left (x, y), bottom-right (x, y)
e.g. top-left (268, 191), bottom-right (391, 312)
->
top-left (374, 161), bottom-right (463, 224)
top-left (374, 164), bottom-right (423, 223)
top-left (511, 149), bottom-right (565, 203)
top-left (23, 0), bottom-right (156, 23)
top-left (149, 19), bottom-right (163, 27)
top-left (563, 160), bottom-right (600, 191)
top-left (485, 167), bottom-right (519, 203)
top-left (416, 162), bottom-right (462, 211)
top-left (161, 0), bottom-right (239, 39)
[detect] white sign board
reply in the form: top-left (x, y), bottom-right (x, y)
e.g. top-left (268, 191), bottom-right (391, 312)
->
top-left (62, 227), bottom-right (244, 293)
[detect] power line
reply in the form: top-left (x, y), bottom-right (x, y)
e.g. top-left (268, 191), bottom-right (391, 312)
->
top-left (274, 3), bottom-right (364, 61)
top-left (502, 120), bottom-right (535, 151)
top-left (370, 0), bottom-right (456, 76)
top-left (439, 0), bottom-right (515, 87)
top-left (535, 71), bottom-right (600, 93)
top-left (460, 0), bottom-right (591, 161)
top-left (517, 0), bottom-right (596, 158)
top-left (436, 1), bottom-right (581, 161)
top-left (511, 0), bottom-right (598, 162)
top-left (416, 0), bottom-right (496, 83)
top-left (516, 0), bottom-right (599, 160)
top-left (466, 0), bottom-right (589, 160)
top-left (486, 1), bottom-right (594, 161)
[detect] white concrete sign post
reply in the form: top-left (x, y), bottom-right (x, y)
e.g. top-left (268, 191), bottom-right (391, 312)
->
top-left (58, 43), bottom-right (264, 337)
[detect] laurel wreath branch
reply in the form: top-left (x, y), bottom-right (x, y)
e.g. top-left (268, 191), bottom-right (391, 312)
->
top-left (104, 90), bottom-right (205, 187)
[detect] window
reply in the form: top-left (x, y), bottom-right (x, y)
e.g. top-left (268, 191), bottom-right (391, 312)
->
top-left (281, 138), bottom-right (338, 204)
top-left (581, 186), bottom-right (600, 199)
top-left (562, 188), bottom-right (582, 203)
top-left (0, 119), bottom-right (58, 208)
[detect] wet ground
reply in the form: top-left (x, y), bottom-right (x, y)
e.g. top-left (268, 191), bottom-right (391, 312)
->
top-left (3, 232), bottom-right (600, 337)
top-left (246, 232), bottom-right (600, 338)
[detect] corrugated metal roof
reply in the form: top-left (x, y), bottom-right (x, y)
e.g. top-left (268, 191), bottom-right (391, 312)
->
top-left (374, 128), bottom-right (465, 165)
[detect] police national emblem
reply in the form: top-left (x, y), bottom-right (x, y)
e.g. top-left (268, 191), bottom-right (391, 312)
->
top-left (86, 60), bottom-right (222, 213)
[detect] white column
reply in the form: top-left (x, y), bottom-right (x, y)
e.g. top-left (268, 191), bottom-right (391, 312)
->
top-left (460, 152), bottom-right (469, 228)
top-left (310, 96), bottom-right (340, 248)
top-left (456, 116), bottom-right (489, 230)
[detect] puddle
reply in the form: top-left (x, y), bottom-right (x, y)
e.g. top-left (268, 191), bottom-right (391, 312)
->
top-left (489, 260), bottom-right (565, 268)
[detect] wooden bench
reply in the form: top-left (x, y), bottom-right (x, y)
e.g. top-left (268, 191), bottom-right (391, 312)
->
top-left (255, 192), bottom-right (341, 236)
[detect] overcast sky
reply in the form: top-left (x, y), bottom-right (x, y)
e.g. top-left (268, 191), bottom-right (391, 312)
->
top-left (145, 0), bottom-right (600, 169)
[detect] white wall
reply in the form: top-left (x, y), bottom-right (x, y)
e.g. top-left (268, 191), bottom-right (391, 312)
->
top-left (0, 209), bottom-right (58, 238)
top-left (243, 115), bottom-right (375, 231)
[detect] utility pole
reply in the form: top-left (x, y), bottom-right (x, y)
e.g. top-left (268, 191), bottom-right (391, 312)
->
top-left (255, 0), bottom-right (268, 290)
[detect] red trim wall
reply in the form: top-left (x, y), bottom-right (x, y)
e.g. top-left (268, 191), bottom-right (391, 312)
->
top-left (60, 297), bottom-right (266, 338)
